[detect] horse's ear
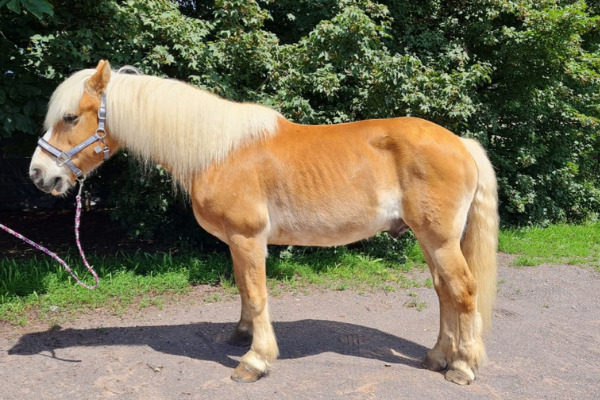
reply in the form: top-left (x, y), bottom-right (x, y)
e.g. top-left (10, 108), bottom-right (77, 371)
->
top-left (85, 60), bottom-right (111, 96)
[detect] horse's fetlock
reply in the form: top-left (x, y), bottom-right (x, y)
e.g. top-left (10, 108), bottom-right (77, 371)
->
top-left (422, 347), bottom-right (447, 371)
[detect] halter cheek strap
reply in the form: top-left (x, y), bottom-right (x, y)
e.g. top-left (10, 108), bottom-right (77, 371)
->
top-left (37, 92), bottom-right (110, 178)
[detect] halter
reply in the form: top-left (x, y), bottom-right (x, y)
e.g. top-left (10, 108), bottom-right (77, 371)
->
top-left (37, 92), bottom-right (110, 178)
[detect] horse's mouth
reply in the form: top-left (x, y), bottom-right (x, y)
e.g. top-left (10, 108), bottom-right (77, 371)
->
top-left (33, 176), bottom-right (70, 196)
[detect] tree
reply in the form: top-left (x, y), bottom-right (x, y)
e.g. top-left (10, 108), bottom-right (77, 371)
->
top-left (1, 0), bottom-right (598, 243)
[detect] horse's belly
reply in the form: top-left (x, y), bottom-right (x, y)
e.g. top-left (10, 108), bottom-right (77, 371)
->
top-left (268, 225), bottom-right (387, 247)
top-left (267, 191), bottom-right (403, 247)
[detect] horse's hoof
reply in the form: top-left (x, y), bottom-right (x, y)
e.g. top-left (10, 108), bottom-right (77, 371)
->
top-left (421, 354), bottom-right (447, 371)
top-left (231, 362), bottom-right (264, 383)
top-left (228, 330), bottom-right (253, 347)
top-left (445, 368), bottom-right (474, 385)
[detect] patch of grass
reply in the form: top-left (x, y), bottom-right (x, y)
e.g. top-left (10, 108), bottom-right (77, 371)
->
top-left (203, 293), bottom-right (222, 303)
top-left (4, 222), bottom-right (598, 326)
top-left (266, 245), bottom-right (427, 293)
top-left (499, 222), bottom-right (600, 266)
top-left (0, 250), bottom-right (227, 325)
top-left (404, 292), bottom-right (428, 311)
top-left (513, 256), bottom-right (538, 267)
top-left (0, 238), bottom-right (427, 325)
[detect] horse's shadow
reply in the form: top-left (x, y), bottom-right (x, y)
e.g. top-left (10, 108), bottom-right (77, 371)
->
top-left (7, 319), bottom-right (428, 369)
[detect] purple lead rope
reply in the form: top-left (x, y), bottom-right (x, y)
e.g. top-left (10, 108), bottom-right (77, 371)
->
top-left (0, 179), bottom-right (99, 290)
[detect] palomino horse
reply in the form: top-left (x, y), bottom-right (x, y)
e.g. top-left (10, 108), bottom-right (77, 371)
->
top-left (30, 60), bottom-right (498, 385)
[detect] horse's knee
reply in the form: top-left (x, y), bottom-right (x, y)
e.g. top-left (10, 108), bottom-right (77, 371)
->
top-left (245, 293), bottom-right (268, 314)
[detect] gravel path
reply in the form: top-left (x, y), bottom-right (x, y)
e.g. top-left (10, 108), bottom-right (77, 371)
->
top-left (1, 255), bottom-right (599, 399)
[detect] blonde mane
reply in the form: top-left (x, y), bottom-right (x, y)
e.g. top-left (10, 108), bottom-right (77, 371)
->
top-left (45, 68), bottom-right (282, 189)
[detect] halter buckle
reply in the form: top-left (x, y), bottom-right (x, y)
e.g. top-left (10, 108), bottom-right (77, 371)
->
top-left (56, 151), bottom-right (71, 167)
top-left (98, 103), bottom-right (107, 120)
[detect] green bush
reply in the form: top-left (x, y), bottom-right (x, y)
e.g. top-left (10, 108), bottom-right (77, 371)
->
top-left (1, 0), bottom-right (598, 248)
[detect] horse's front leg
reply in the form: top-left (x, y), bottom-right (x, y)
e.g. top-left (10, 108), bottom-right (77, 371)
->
top-left (228, 233), bottom-right (278, 382)
top-left (420, 246), bottom-right (451, 372)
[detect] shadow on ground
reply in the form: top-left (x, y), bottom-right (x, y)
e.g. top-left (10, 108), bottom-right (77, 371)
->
top-left (8, 319), bottom-right (428, 370)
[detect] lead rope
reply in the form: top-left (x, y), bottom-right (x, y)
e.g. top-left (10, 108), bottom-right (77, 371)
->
top-left (0, 178), bottom-right (99, 290)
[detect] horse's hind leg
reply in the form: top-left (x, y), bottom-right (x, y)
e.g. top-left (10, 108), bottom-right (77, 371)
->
top-left (229, 290), bottom-right (253, 347)
top-left (228, 233), bottom-right (279, 382)
top-left (417, 237), bottom-right (485, 385)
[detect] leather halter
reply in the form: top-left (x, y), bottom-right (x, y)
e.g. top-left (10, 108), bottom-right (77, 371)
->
top-left (37, 92), bottom-right (110, 178)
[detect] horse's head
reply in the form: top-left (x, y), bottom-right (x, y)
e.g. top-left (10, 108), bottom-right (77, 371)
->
top-left (30, 60), bottom-right (119, 195)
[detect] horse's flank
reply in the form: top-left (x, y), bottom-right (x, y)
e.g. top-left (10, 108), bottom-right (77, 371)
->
top-left (45, 69), bottom-right (281, 189)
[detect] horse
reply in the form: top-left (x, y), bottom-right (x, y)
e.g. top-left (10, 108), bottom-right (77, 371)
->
top-left (29, 60), bottom-right (498, 385)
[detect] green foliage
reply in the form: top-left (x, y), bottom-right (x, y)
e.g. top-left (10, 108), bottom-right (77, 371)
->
top-left (105, 154), bottom-right (226, 250)
top-left (473, 0), bottom-right (600, 224)
top-left (1, 0), bottom-right (599, 246)
top-left (0, 0), bottom-right (53, 19)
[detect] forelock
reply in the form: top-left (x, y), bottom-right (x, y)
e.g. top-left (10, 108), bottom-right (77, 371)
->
top-left (44, 69), bottom-right (96, 131)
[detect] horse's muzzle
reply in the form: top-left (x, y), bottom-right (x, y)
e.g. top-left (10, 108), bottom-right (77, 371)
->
top-left (30, 168), bottom-right (69, 195)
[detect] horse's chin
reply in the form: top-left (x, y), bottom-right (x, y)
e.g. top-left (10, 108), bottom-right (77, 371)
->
top-left (51, 179), bottom-right (75, 196)
top-left (51, 187), bottom-right (70, 197)
top-left (33, 175), bottom-right (73, 196)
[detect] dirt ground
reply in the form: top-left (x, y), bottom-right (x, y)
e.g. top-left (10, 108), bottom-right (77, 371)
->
top-left (1, 253), bottom-right (599, 400)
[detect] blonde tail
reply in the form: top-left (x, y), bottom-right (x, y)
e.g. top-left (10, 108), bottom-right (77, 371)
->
top-left (460, 138), bottom-right (499, 334)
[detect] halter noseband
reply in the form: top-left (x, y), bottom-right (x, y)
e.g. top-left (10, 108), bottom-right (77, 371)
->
top-left (37, 92), bottom-right (110, 178)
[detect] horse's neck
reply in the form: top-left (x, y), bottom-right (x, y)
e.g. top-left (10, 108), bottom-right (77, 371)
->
top-left (109, 81), bottom-right (283, 190)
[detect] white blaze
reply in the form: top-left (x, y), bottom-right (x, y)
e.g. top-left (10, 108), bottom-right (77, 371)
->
top-left (29, 127), bottom-right (74, 192)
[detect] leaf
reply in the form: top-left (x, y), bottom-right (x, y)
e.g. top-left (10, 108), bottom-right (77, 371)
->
top-left (4, 0), bottom-right (21, 14)
top-left (1, 0), bottom-right (53, 18)
top-left (25, 0), bottom-right (53, 18)
top-left (22, 101), bottom-right (35, 116)
top-left (147, 364), bottom-right (164, 372)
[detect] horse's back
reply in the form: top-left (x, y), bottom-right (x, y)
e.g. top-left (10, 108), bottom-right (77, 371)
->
top-left (190, 116), bottom-right (477, 247)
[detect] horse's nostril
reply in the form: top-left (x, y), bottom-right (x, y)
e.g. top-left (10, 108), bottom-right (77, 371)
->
top-left (53, 176), bottom-right (63, 189)
top-left (30, 168), bottom-right (42, 181)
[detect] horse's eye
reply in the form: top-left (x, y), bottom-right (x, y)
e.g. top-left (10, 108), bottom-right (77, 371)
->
top-left (63, 114), bottom-right (79, 124)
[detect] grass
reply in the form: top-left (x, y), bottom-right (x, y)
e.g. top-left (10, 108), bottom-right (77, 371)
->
top-left (2, 223), bottom-right (598, 326)
top-left (499, 222), bottom-right (600, 267)
top-left (0, 238), bottom-right (428, 325)
top-left (0, 250), bottom-right (235, 325)
top-left (404, 291), bottom-right (428, 311)
top-left (266, 245), bottom-right (428, 292)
